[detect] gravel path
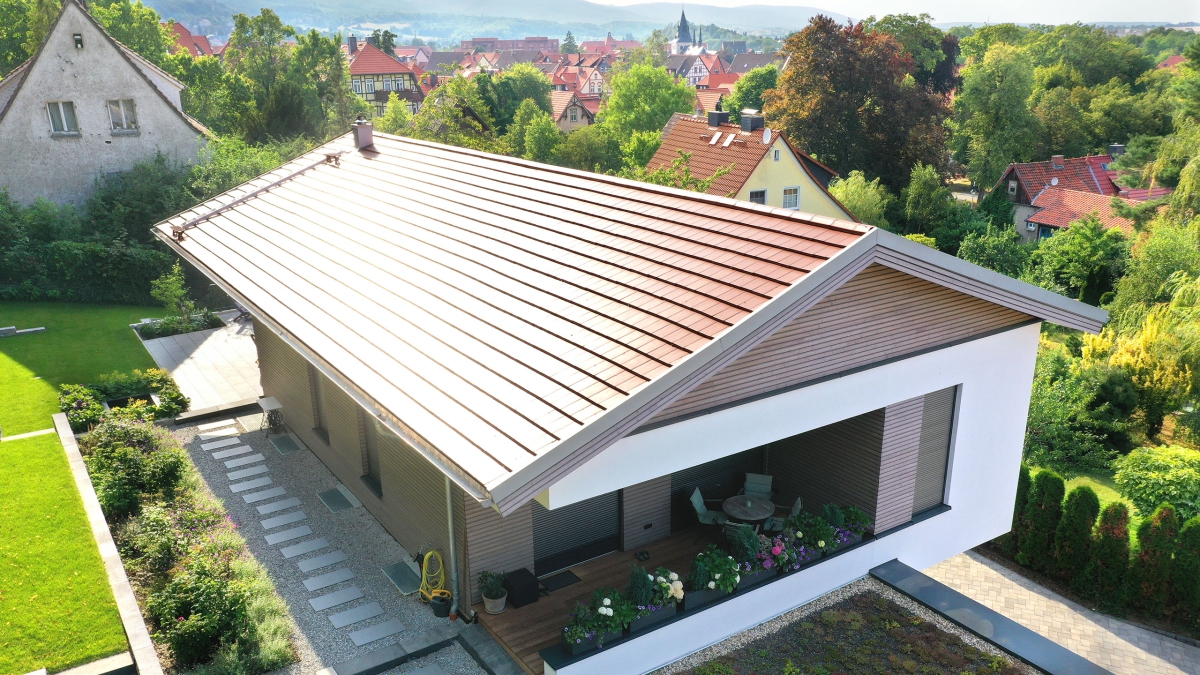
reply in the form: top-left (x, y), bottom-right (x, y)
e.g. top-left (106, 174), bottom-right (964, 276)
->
top-left (173, 419), bottom-right (485, 675)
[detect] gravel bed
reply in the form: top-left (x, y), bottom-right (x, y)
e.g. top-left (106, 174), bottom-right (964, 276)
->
top-left (652, 577), bottom-right (1040, 675)
top-left (380, 641), bottom-right (487, 675)
top-left (173, 421), bottom-right (482, 674)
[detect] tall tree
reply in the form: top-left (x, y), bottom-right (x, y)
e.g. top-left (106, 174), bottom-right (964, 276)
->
top-left (164, 52), bottom-right (254, 135)
top-left (723, 64), bottom-right (776, 122)
top-left (952, 43), bottom-right (1040, 188)
top-left (23, 0), bottom-right (57, 54)
top-left (602, 60), bottom-right (694, 140)
top-left (902, 162), bottom-right (953, 235)
top-left (1029, 215), bottom-right (1128, 305)
top-left (828, 170), bottom-right (893, 228)
top-left (492, 63), bottom-right (552, 132)
top-left (0, 0), bottom-right (33, 76)
top-left (92, 0), bottom-right (170, 64)
top-left (376, 91), bottom-right (412, 134)
top-left (289, 29), bottom-right (367, 138)
top-left (371, 28), bottom-right (397, 55)
top-left (561, 31), bottom-right (578, 54)
top-left (225, 9), bottom-right (295, 103)
top-left (762, 16), bottom-right (949, 193)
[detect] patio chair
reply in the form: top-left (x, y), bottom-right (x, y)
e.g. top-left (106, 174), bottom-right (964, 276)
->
top-left (763, 497), bottom-right (803, 532)
top-left (691, 487), bottom-right (728, 543)
top-left (739, 473), bottom-right (774, 501)
top-left (232, 300), bottom-right (252, 322)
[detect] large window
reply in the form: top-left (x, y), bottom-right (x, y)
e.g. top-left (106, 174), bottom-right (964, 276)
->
top-left (47, 101), bottom-right (79, 133)
top-left (782, 186), bottom-right (799, 210)
top-left (107, 99), bottom-right (137, 131)
top-left (361, 411), bottom-right (382, 497)
top-left (364, 78), bottom-right (375, 94)
top-left (749, 189), bottom-right (766, 205)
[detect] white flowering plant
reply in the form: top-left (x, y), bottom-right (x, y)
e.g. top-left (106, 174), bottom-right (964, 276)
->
top-left (687, 544), bottom-right (740, 593)
top-left (627, 565), bottom-right (683, 616)
top-left (588, 588), bottom-right (635, 638)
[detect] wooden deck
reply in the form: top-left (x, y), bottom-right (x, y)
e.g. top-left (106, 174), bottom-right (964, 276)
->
top-left (473, 526), bottom-right (717, 675)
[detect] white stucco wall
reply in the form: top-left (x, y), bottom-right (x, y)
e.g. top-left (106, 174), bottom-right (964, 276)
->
top-left (0, 2), bottom-right (202, 206)
top-left (546, 322), bottom-right (1043, 675)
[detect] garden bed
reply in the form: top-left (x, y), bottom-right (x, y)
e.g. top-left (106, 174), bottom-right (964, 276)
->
top-left (133, 311), bottom-right (226, 340)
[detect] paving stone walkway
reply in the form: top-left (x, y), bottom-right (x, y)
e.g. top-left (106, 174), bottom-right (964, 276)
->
top-left (142, 312), bottom-right (261, 410)
top-left (924, 550), bottom-right (1200, 675)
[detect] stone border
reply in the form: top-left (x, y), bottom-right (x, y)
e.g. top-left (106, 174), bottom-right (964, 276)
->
top-left (53, 413), bottom-right (163, 675)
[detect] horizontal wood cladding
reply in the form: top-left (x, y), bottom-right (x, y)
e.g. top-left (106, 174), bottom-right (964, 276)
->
top-left (646, 264), bottom-right (1033, 425)
top-left (254, 319), bottom-right (312, 431)
top-left (876, 396), bottom-right (923, 532)
top-left (914, 386), bottom-right (957, 513)
top-left (768, 409), bottom-right (885, 519)
top-left (464, 497), bottom-right (534, 604)
top-left (621, 475), bottom-right (672, 551)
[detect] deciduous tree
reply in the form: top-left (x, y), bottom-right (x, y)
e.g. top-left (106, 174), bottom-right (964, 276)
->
top-left (827, 170), bottom-right (892, 228)
top-left (958, 225), bottom-right (1031, 278)
top-left (376, 91), bottom-right (412, 135)
top-left (92, 0), bottom-right (170, 64)
top-left (1028, 215), bottom-right (1128, 305)
top-left (602, 60), bottom-right (694, 140)
top-left (951, 43), bottom-right (1040, 188)
top-left (723, 65), bottom-right (776, 122)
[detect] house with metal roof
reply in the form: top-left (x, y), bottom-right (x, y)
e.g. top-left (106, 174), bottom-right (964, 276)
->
top-left (154, 123), bottom-right (1106, 675)
top-left (0, 0), bottom-right (205, 205)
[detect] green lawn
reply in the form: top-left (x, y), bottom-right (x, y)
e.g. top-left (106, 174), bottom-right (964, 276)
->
top-left (0, 434), bottom-right (127, 673)
top-left (0, 302), bottom-right (162, 435)
top-left (1064, 471), bottom-right (1143, 543)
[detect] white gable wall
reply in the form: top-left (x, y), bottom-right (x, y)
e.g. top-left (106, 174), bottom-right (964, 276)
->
top-left (0, 1), bottom-right (201, 206)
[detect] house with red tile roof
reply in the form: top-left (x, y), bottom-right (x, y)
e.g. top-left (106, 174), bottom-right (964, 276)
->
top-left (1158, 54), bottom-right (1187, 69)
top-left (1025, 187), bottom-right (1138, 238)
top-left (695, 89), bottom-right (725, 115)
top-left (156, 121), bottom-right (1106, 675)
top-left (347, 40), bottom-right (424, 116)
top-left (550, 91), bottom-right (593, 132)
top-left (579, 32), bottom-right (640, 55)
top-left (649, 112), bottom-right (852, 219)
top-left (393, 46), bottom-right (432, 69)
top-left (163, 21), bottom-right (213, 57)
top-left (698, 72), bottom-right (741, 94)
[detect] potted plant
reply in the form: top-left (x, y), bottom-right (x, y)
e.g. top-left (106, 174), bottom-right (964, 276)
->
top-left (479, 571), bottom-right (507, 614)
top-left (789, 511), bottom-right (837, 557)
top-left (682, 545), bottom-right (739, 611)
top-left (841, 504), bottom-right (873, 546)
top-left (627, 566), bottom-right (682, 633)
top-left (562, 602), bottom-right (601, 656)
top-left (730, 526), bottom-right (774, 590)
top-left (590, 588), bottom-right (633, 643)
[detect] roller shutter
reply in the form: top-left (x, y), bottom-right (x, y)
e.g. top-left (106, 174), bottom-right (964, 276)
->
top-left (532, 491), bottom-right (619, 575)
top-left (913, 386), bottom-right (957, 514)
top-left (669, 447), bottom-right (763, 531)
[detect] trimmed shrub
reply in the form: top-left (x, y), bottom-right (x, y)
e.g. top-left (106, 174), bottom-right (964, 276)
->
top-left (1114, 446), bottom-right (1200, 523)
top-left (1081, 502), bottom-right (1131, 613)
top-left (1017, 470), bottom-right (1065, 572)
top-left (627, 565), bottom-right (655, 606)
top-left (86, 445), bottom-right (146, 518)
top-left (1174, 516), bottom-right (1200, 615)
top-left (1004, 463), bottom-right (1032, 557)
top-left (1056, 486), bottom-right (1101, 584)
top-left (60, 384), bottom-right (106, 431)
top-left (1127, 503), bottom-right (1180, 614)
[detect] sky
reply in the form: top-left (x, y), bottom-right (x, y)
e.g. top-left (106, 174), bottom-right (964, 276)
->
top-left (586, 0), bottom-right (1200, 26)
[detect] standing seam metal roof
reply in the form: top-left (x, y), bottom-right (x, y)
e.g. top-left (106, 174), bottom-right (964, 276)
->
top-left (156, 133), bottom-right (867, 491)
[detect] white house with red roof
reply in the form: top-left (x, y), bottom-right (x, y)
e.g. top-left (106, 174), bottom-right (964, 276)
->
top-left (347, 39), bottom-right (424, 116)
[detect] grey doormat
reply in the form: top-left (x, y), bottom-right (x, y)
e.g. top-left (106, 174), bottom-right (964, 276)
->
top-left (318, 487), bottom-right (355, 512)
top-left (540, 570), bottom-right (581, 593)
top-left (383, 561), bottom-right (422, 595)
top-left (271, 435), bottom-right (300, 455)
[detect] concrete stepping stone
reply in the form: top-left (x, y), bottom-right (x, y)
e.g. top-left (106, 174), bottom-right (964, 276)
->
top-left (230, 476), bottom-right (273, 493)
top-left (199, 428), bottom-right (239, 440)
top-left (212, 445), bottom-right (254, 459)
top-left (225, 453), bottom-right (265, 468)
top-left (329, 602), bottom-right (383, 628)
top-left (271, 435), bottom-right (301, 455)
top-left (244, 486), bottom-right (287, 503)
top-left (309, 586), bottom-right (363, 611)
top-left (201, 437), bottom-right (241, 451)
top-left (227, 465), bottom-right (269, 480)
top-left (260, 511), bottom-right (307, 529)
top-left (198, 419), bottom-right (236, 431)
top-left (349, 618), bottom-right (404, 646)
top-left (265, 525), bottom-right (312, 545)
top-left (298, 550), bottom-right (347, 573)
top-left (281, 537), bottom-right (328, 558)
top-left (257, 497), bottom-right (301, 515)
top-left (304, 567), bottom-right (356, 591)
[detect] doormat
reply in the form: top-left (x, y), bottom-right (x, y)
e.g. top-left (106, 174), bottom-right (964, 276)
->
top-left (271, 435), bottom-right (300, 455)
top-left (540, 570), bottom-right (581, 593)
top-left (383, 561), bottom-right (422, 595)
top-left (317, 486), bottom-right (361, 513)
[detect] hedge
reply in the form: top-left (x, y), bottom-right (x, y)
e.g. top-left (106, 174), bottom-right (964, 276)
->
top-left (1055, 485), bottom-right (1100, 584)
top-left (1127, 504), bottom-right (1179, 614)
top-left (1003, 463), bottom-right (1032, 558)
top-left (0, 239), bottom-right (174, 305)
top-left (1175, 517), bottom-right (1200, 614)
top-left (1082, 502), bottom-right (1131, 614)
top-left (1018, 470), bottom-right (1065, 573)
top-left (1113, 446), bottom-right (1200, 523)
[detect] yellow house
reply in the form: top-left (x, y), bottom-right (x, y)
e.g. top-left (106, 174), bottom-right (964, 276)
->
top-left (648, 112), bottom-right (854, 220)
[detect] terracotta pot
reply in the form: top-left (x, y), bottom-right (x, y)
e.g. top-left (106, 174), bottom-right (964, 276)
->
top-left (483, 590), bottom-right (507, 614)
top-left (628, 603), bottom-right (676, 633)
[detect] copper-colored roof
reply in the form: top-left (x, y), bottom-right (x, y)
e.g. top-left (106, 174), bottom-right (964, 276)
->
top-left (1027, 187), bottom-right (1138, 234)
top-left (550, 91), bottom-right (591, 121)
top-left (155, 132), bottom-right (868, 493)
top-left (350, 42), bottom-right (412, 76)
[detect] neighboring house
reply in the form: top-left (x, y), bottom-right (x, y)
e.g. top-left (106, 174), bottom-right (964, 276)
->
top-left (698, 73), bottom-right (741, 94)
top-left (460, 36), bottom-right (559, 52)
top-left (551, 65), bottom-right (604, 96)
top-left (393, 46), bottom-right (432, 69)
top-left (0, 0), bottom-right (205, 206)
top-left (579, 32), bottom-right (641, 55)
top-left (1024, 187), bottom-right (1140, 239)
top-left (666, 54), bottom-right (709, 86)
top-left (648, 111), bottom-right (853, 220)
top-left (347, 41), bottom-right (423, 116)
top-left (550, 91), bottom-right (594, 132)
top-left (729, 52), bottom-right (783, 73)
top-left (164, 21), bottom-right (213, 57)
top-left (694, 89), bottom-right (725, 114)
top-left (993, 154), bottom-right (1171, 241)
top-left (723, 40), bottom-right (748, 54)
top-left (426, 51), bottom-right (469, 75)
top-left (155, 127), bottom-right (1105, 675)
top-left (1159, 54), bottom-right (1187, 69)
top-left (490, 51), bottom-right (557, 70)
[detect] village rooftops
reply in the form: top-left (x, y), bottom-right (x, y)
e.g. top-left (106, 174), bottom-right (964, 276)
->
top-left (349, 42), bottom-right (416, 76)
top-left (154, 132), bottom-right (1106, 512)
top-left (1027, 187), bottom-right (1139, 234)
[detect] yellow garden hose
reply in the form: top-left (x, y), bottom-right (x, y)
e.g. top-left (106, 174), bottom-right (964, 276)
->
top-left (419, 549), bottom-right (447, 603)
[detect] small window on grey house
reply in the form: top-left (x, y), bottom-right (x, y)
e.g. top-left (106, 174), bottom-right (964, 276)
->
top-left (782, 187), bottom-right (799, 210)
top-left (108, 99), bottom-right (137, 131)
top-left (310, 365), bottom-right (330, 443)
top-left (570, 107), bottom-right (578, 122)
top-left (1007, 180), bottom-right (1018, 196)
top-left (749, 189), bottom-right (766, 205)
top-left (361, 411), bottom-right (383, 497)
top-left (47, 101), bottom-right (79, 133)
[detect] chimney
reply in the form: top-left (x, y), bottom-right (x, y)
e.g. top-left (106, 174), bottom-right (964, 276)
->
top-left (1108, 144), bottom-right (1126, 157)
top-left (366, 35), bottom-right (376, 46)
top-left (708, 110), bottom-right (729, 127)
top-left (347, 35), bottom-right (357, 54)
top-left (353, 116), bottom-right (373, 149)
top-left (1051, 155), bottom-right (1065, 169)
top-left (740, 110), bottom-right (764, 132)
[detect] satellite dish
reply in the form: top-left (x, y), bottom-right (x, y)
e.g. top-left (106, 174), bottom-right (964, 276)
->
top-left (763, 127), bottom-right (770, 144)
top-left (1051, 177), bottom-right (1059, 186)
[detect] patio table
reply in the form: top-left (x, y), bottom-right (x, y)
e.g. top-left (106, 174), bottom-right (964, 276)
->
top-left (722, 496), bottom-right (775, 525)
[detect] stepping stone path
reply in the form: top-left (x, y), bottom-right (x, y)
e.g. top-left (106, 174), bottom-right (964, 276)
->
top-left (197, 419), bottom-right (407, 648)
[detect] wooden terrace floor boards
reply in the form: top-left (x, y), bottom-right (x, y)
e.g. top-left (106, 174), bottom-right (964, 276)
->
top-left (474, 526), bottom-right (718, 675)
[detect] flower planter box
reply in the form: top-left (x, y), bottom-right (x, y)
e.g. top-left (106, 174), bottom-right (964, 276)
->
top-left (834, 533), bottom-right (863, 550)
top-left (562, 630), bottom-right (623, 656)
top-left (681, 587), bottom-right (730, 612)
top-left (628, 603), bottom-right (677, 633)
top-left (736, 567), bottom-right (774, 591)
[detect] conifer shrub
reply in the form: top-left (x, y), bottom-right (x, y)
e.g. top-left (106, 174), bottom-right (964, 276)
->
top-left (1056, 485), bottom-right (1100, 586)
top-left (1017, 470), bottom-right (1064, 572)
top-left (1004, 463), bottom-right (1032, 557)
top-left (1173, 516), bottom-right (1200, 616)
top-left (1127, 503), bottom-right (1179, 614)
top-left (1082, 502), bottom-right (1130, 613)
